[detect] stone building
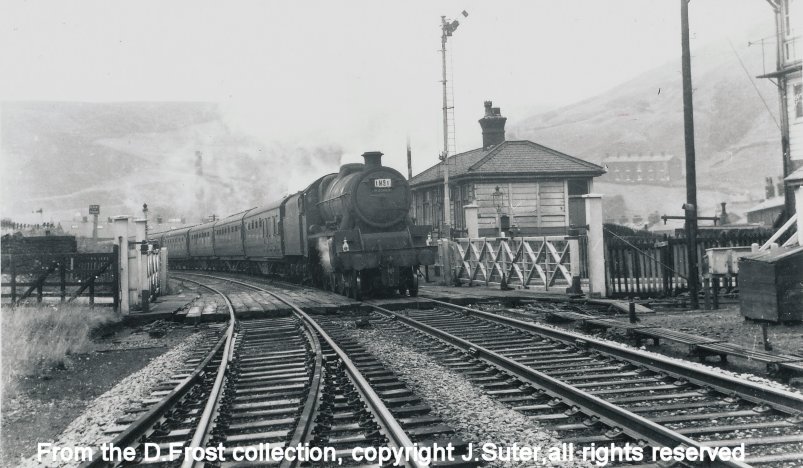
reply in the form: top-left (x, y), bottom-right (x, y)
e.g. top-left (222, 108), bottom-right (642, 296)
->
top-left (409, 101), bottom-right (605, 237)
top-left (601, 153), bottom-right (682, 185)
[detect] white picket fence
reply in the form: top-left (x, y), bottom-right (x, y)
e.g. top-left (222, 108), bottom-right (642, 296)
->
top-left (454, 236), bottom-right (577, 290)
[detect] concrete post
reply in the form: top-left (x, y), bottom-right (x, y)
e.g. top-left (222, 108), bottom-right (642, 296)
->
top-left (113, 216), bottom-right (130, 315)
top-left (582, 194), bottom-right (606, 297)
top-left (464, 202), bottom-right (479, 239)
top-left (134, 219), bottom-right (148, 311)
top-left (159, 247), bottom-right (169, 296)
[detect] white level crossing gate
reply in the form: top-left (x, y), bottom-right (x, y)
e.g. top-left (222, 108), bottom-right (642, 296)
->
top-left (454, 237), bottom-right (576, 290)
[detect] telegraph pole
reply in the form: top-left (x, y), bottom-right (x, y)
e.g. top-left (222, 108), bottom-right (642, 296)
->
top-left (681, 0), bottom-right (700, 309)
top-left (440, 15), bottom-right (452, 238)
top-left (438, 11), bottom-right (468, 238)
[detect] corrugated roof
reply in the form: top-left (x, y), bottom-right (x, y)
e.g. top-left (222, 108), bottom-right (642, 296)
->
top-left (409, 140), bottom-right (604, 187)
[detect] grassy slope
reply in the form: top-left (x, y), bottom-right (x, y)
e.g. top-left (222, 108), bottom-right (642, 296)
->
top-left (1, 304), bottom-right (121, 395)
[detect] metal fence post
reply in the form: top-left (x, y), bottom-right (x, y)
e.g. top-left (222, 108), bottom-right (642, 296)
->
top-left (59, 261), bottom-right (66, 302)
top-left (133, 219), bottom-right (148, 312)
top-left (114, 216), bottom-right (130, 315)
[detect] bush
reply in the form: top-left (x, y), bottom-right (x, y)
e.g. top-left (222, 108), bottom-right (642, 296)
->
top-left (1, 304), bottom-right (121, 395)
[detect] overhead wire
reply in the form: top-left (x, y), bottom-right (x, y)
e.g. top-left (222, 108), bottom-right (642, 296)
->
top-left (727, 38), bottom-right (781, 131)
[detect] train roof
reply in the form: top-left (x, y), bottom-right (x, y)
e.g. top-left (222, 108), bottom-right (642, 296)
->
top-left (214, 208), bottom-right (255, 226)
top-left (152, 225), bottom-right (192, 237)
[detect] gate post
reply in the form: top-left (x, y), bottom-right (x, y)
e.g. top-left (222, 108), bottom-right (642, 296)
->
top-left (464, 202), bottom-right (479, 239)
top-left (582, 194), bottom-right (606, 298)
top-left (113, 216), bottom-right (131, 315)
top-left (134, 219), bottom-right (148, 312)
top-left (566, 229), bottom-right (582, 294)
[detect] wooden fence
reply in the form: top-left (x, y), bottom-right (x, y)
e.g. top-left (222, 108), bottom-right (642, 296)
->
top-left (1, 247), bottom-right (119, 306)
top-left (454, 236), bottom-right (576, 290)
top-left (604, 229), bottom-right (772, 298)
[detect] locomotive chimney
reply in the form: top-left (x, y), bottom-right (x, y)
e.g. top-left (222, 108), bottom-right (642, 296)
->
top-left (362, 151), bottom-right (383, 169)
top-left (478, 101), bottom-right (506, 149)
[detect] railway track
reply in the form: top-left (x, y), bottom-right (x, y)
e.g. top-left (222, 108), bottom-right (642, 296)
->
top-left (104, 270), bottom-right (803, 466)
top-left (363, 300), bottom-right (803, 468)
top-left (79, 280), bottom-right (235, 467)
top-left (88, 272), bottom-right (477, 467)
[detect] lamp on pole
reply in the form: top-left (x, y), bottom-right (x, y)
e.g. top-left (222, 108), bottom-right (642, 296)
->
top-left (439, 10), bottom-right (468, 239)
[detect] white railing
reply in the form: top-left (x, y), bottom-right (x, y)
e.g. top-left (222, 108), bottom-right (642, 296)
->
top-left (760, 213), bottom-right (798, 250)
top-left (454, 236), bottom-right (576, 290)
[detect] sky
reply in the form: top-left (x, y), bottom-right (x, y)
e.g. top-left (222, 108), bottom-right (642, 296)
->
top-left (0, 0), bottom-right (776, 189)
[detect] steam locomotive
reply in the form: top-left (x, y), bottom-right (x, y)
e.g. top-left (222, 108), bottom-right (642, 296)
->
top-left (155, 151), bottom-right (436, 299)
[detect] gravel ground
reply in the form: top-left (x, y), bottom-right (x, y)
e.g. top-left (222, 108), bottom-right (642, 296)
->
top-left (493, 300), bottom-right (803, 381)
top-left (347, 323), bottom-right (590, 468)
top-left (13, 331), bottom-right (206, 468)
top-left (487, 307), bottom-right (803, 395)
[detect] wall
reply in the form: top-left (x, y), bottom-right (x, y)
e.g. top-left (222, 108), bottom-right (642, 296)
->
top-left (412, 177), bottom-right (592, 236)
top-left (788, 73), bottom-right (802, 171)
top-left (474, 181), bottom-right (568, 235)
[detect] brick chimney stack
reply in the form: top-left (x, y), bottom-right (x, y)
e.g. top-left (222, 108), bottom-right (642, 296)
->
top-left (478, 101), bottom-right (506, 149)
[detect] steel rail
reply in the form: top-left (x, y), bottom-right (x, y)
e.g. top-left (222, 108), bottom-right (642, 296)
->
top-left (178, 278), bottom-right (237, 468)
top-left (185, 273), bottom-right (426, 468)
top-left (369, 304), bottom-right (752, 468)
top-left (179, 274), bottom-right (325, 468)
top-left (425, 297), bottom-right (803, 415)
top-left (78, 280), bottom-right (234, 468)
top-left (281, 318), bottom-right (324, 468)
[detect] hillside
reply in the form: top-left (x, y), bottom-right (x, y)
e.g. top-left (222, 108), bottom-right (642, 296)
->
top-left (0, 102), bottom-right (343, 223)
top-left (0, 33), bottom-right (784, 226)
top-left (511, 35), bottom-right (782, 218)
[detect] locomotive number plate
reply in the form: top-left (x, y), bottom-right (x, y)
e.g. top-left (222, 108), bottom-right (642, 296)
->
top-left (374, 178), bottom-right (392, 188)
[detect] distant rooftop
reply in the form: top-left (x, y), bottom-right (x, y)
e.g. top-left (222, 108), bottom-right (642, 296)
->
top-left (746, 196), bottom-right (785, 213)
top-left (603, 153), bottom-right (677, 163)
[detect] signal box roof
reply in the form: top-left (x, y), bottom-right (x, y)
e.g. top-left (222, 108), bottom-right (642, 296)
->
top-left (409, 140), bottom-right (605, 188)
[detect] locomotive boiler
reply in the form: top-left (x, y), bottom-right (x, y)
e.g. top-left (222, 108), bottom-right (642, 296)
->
top-left (155, 151), bottom-right (436, 300)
